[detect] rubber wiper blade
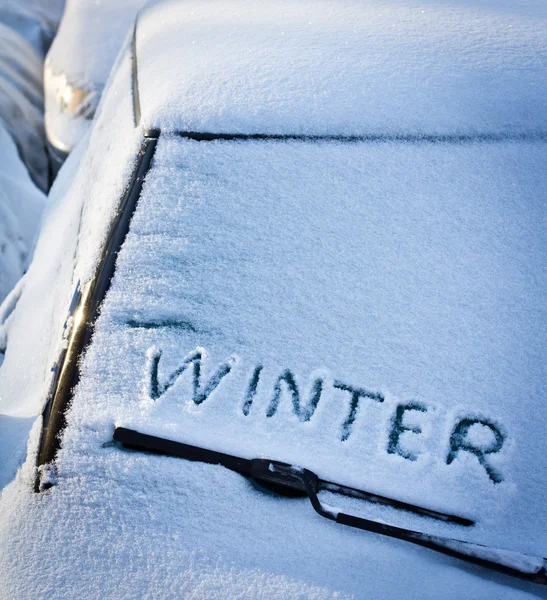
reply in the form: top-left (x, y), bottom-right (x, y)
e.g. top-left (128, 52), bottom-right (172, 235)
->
top-left (112, 427), bottom-right (546, 585)
top-left (114, 426), bottom-right (252, 474)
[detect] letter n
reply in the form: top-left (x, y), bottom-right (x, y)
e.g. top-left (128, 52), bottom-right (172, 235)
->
top-left (266, 369), bottom-right (323, 422)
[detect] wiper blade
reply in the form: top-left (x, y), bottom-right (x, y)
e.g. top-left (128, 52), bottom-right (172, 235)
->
top-left (113, 427), bottom-right (546, 585)
top-left (113, 427), bottom-right (470, 524)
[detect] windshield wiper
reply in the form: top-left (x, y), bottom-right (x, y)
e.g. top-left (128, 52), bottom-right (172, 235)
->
top-left (113, 427), bottom-right (546, 585)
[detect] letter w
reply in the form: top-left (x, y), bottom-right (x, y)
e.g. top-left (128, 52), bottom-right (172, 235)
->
top-left (147, 347), bottom-right (237, 404)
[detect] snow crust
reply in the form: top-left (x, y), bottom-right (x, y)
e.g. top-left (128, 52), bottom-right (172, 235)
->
top-left (48, 0), bottom-right (141, 87)
top-left (138, 0), bottom-right (547, 135)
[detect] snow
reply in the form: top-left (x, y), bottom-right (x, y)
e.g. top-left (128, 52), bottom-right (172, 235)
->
top-left (0, 21), bottom-right (46, 191)
top-left (0, 34), bottom-right (141, 489)
top-left (45, 0), bottom-right (144, 153)
top-left (0, 136), bottom-right (79, 488)
top-left (433, 537), bottom-right (545, 576)
top-left (0, 0), bottom-right (546, 597)
top-left (137, 0), bottom-right (547, 135)
top-left (0, 125), bottom-right (44, 304)
top-left (0, 436), bottom-right (543, 599)
top-left (0, 0), bottom-right (64, 57)
top-left (0, 0), bottom-right (64, 305)
top-left (2, 132), bottom-right (546, 596)
top-left (0, 0), bottom-right (64, 190)
top-left (67, 135), bottom-right (547, 555)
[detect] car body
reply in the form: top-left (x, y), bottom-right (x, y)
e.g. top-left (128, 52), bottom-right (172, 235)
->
top-left (44, 0), bottom-right (143, 169)
top-left (1, 0), bottom-right (546, 598)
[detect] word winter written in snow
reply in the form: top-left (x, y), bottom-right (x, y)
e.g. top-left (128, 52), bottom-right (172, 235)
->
top-left (145, 347), bottom-right (507, 483)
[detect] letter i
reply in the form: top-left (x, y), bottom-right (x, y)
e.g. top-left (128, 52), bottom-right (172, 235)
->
top-left (242, 365), bottom-right (263, 416)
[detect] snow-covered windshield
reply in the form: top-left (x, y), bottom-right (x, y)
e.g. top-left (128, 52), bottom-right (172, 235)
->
top-left (61, 134), bottom-right (546, 561)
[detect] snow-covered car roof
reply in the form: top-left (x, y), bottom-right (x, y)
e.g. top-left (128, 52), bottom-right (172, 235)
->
top-left (1, 0), bottom-right (546, 598)
top-left (135, 0), bottom-right (547, 136)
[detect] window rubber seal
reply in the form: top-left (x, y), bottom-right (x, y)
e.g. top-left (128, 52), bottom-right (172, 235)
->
top-left (35, 134), bottom-right (159, 492)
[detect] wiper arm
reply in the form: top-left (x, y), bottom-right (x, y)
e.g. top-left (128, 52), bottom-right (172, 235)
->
top-left (113, 427), bottom-right (546, 585)
top-left (113, 427), bottom-right (470, 524)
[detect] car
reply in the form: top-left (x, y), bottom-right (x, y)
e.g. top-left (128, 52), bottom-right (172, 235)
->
top-left (0, 0), bottom-right (546, 597)
top-left (44, 0), bottom-right (143, 171)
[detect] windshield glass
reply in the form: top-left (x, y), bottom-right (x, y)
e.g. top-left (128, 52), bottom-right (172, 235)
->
top-left (65, 134), bottom-right (546, 578)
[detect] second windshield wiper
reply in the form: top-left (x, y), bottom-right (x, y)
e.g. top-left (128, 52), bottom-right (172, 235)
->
top-left (113, 427), bottom-right (546, 585)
